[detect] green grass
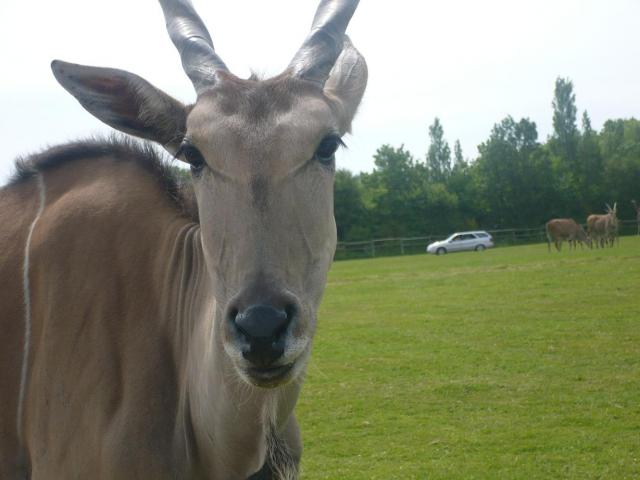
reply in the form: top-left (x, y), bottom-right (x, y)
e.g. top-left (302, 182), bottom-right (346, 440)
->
top-left (298, 237), bottom-right (640, 479)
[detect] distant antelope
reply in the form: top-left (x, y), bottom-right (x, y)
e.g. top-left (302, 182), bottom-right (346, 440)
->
top-left (587, 203), bottom-right (618, 248)
top-left (633, 200), bottom-right (640, 236)
top-left (545, 218), bottom-right (591, 252)
top-left (0, 0), bottom-right (367, 478)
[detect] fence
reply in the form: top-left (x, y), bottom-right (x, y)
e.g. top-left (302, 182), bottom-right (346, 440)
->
top-left (334, 219), bottom-right (638, 260)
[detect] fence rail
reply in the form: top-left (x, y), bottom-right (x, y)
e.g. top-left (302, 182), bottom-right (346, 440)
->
top-left (334, 219), bottom-right (638, 260)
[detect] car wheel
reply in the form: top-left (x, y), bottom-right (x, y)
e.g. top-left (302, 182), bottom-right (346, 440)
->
top-left (436, 247), bottom-right (447, 255)
top-left (475, 244), bottom-right (486, 252)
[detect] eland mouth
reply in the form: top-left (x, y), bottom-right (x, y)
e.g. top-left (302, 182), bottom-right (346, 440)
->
top-left (246, 362), bottom-right (296, 388)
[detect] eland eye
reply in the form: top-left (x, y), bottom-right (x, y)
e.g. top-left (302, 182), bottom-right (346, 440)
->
top-left (176, 142), bottom-right (206, 176)
top-left (314, 134), bottom-right (345, 166)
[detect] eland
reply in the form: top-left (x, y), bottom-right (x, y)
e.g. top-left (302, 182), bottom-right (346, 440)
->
top-left (545, 218), bottom-right (591, 252)
top-left (0, 0), bottom-right (367, 478)
top-left (587, 203), bottom-right (618, 248)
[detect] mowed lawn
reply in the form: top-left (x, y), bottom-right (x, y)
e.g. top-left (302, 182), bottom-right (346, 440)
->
top-left (297, 237), bottom-right (640, 479)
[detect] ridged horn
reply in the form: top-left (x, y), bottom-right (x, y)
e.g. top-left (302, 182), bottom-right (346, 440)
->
top-left (288, 0), bottom-right (360, 86)
top-left (159, 0), bottom-right (228, 95)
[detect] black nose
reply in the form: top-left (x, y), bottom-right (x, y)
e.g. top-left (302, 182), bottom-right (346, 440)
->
top-left (233, 305), bottom-right (292, 368)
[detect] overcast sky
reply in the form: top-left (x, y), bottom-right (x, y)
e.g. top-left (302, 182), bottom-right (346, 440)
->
top-left (1, 0), bottom-right (639, 183)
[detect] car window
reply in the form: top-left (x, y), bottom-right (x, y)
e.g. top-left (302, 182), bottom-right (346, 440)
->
top-left (476, 233), bottom-right (488, 238)
top-left (451, 235), bottom-right (463, 242)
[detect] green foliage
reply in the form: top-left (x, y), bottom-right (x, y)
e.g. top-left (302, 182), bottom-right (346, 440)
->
top-left (551, 77), bottom-right (579, 164)
top-left (339, 144), bottom-right (464, 240)
top-left (370, 145), bottom-right (434, 237)
top-left (599, 118), bottom-right (640, 212)
top-left (578, 111), bottom-right (605, 210)
top-left (334, 78), bottom-right (640, 240)
top-left (334, 169), bottom-right (368, 241)
top-left (426, 118), bottom-right (451, 183)
top-left (453, 139), bottom-right (465, 169)
top-left (299, 240), bottom-right (640, 479)
top-left (475, 116), bottom-right (549, 226)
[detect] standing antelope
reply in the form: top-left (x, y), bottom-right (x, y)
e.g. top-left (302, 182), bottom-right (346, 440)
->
top-left (545, 218), bottom-right (591, 252)
top-left (632, 200), bottom-right (640, 236)
top-left (0, 0), bottom-right (367, 478)
top-left (587, 203), bottom-right (618, 248)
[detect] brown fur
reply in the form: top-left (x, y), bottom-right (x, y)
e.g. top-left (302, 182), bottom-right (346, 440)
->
top-left (0, 181), bottom-right (41, 478)
top-left (587, 204), bottom-right (618, 248)
top-left (1, 157), bottom-right (198, 477)
top-left (545, 218), bottom-right (590, 252)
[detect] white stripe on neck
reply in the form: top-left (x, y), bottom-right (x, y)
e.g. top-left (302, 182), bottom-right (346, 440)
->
top-left (17, 172), bottom-right (46, 447)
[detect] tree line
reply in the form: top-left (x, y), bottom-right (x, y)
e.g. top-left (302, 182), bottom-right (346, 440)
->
top-left (335, 78), bottom-right (640, 242)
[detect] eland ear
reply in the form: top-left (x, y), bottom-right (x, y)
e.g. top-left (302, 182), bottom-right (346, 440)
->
top-left (323, 37), bottom-right (367, 134)
top-left (51, 60), bottom-right (187, 153)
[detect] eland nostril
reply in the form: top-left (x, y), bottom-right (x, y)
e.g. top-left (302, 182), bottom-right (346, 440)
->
top-left (233, 304), bottom-right (292, 367)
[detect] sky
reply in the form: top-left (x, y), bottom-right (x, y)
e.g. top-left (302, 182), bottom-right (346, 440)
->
top-left (1, 0), bottom-right (639, 183)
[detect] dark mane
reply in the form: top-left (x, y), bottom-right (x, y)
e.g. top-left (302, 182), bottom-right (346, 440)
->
top-left (7, 135), bottom-right (198, 221)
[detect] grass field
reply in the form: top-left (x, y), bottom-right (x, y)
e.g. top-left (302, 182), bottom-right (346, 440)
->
top-left (297, 237), bottom-right (640, 479)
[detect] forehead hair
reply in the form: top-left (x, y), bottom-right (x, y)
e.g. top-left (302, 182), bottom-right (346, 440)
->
top-left (196, 72), bottom-right (335, 124)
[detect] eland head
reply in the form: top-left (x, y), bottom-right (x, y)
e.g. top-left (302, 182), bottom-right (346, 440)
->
top-left (50, 0), bottom-right (367, 389)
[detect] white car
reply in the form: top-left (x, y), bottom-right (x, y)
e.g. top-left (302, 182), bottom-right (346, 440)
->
top-left (426, 231), bottom-right (494, 255)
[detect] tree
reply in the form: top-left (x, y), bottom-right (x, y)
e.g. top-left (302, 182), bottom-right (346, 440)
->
top-left (578, 110), bottom-right (604, 210)
top-left (475, 116), bottom-right (553, 226)
top-left (599, 118), bottom-right (640, 212)
top-left (551, 77), bottom-right (579, 166)
top-left (581, 110), bottom-right (593, 134)
top-left (334, 169), bottom-right (368, 241)
top-left (426, 118), bottom-right (451, 182)
top-left (453, 139), bottom-right (466, 169)
top-left (365, 144), bottom-right (421, 237)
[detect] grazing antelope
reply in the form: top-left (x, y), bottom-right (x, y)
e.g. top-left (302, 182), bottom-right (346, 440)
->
top-left (0, 0), bottom-right (367, 478)
top-left (545, 218), bottom-right (591, 252)
top-left (632, 200), bottom-right (640, 236)
top-left (568, 237), bottom-right (589, 250)
top-left (587, 203), bottom-right (618, 248)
